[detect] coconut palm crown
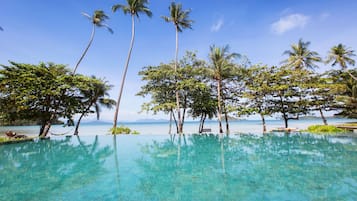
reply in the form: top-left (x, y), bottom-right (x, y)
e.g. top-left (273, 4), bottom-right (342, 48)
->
top-left (73, 10), bottom-right (113, 74)
top-left (162, 2), bottom-right (193, 32)
top-left (326, 43), bottom-right (357, 81)
top-left (112, 0), bottom-right (152, 18)
top-left (282, 39), bottom-right (321, 70)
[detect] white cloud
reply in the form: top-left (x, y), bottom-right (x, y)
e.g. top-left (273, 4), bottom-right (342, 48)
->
top-left (271, 13), bottom-right (309, 35)
top-left (211, 18), bottom-right (224, 32)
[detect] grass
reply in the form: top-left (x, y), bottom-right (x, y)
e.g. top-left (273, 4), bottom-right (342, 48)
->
top-left (306, 125), bottom-right (346, 135)
top-left (0, 136), bottom-right (34, 144)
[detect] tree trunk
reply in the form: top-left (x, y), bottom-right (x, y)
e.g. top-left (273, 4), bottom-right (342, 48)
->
top-left (73, 24), bottom-right (95, 74)
top-left (74, 113), bottom-right (85, 135)
top-left (283, 114), bottom-right (288, 128)
top-left (260, 113), bottom-right (267, 133)
top-left (39, 114), bottom-right (55, 138)
top-left (198, 114), bottom-right (204, 133)
top-left (319, 108), bottom-right (328, 125)
top-left (174, 25), bottom-right (182, 134)
top-left (113, 15), bottom-right (135, 133)
top-left (223, 102), bottom-right (229, 134)
top-left (217, 79), bottom-right (223, 133)
top-left (172, 109), bottom-right (179, 133)
top-left (169, 110), bottom-right (173, 134)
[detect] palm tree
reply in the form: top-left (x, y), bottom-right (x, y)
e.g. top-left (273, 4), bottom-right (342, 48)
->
top-left (209, 45), bottom-right (239, 134)
top-left (73, 10), bottom-right (113, 74)
top-left (111, 0), bottom-right (152, 133)
top-left (74, 77), bottom-right (116, 135)
top-left (162, 2), bottom-right (193, 134)
top-left (326, 43), bottom-right (357, 81)
top-left (282, 39), bottom-right (321, 70)
top-left (0, 26), bottom-right (3, 31)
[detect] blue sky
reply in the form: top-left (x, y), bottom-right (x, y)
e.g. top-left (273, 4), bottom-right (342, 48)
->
top-left (1, 0), bottom-right (357, 122)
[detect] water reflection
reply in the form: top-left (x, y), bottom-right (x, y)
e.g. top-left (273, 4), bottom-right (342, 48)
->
top-left (0, 136), bottom-right (113, 201)
top-left (136, 134), bottom-right (357, 201)
top-left (0, 134), bottom-right (356, 200)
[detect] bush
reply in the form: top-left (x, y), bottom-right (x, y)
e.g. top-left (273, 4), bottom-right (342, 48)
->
top-left (307, 125), bottom-right (345, 134)
top-left (110, 126), bottom-right (140, 135)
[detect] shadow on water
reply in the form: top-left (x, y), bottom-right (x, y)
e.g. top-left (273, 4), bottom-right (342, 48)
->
top-left (0, 136), bottom-right (113, 201)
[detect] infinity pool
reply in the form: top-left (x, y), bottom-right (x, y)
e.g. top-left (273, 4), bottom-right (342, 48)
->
top-left (1, 134), bottom-right (356, 201)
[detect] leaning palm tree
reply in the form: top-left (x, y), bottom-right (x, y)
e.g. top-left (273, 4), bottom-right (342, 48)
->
top-left (209, 45), bottom-right (239, 134)
top-left (326, 43), bottom-right (357, 81)
top-left (162, 2), bottom-right (193, 134)
top-left (282, 38), bottom-right (321, 70)
top-left (74, 77), bottom-right (116, 135)
top-left (73, 10), bottom-right (113, 74)
top-left (111, 0), bottom-right (152, 133)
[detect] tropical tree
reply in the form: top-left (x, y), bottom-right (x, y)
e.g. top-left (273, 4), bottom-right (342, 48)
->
top-left (73, 10), bottom-right (113, 74)
top-left (112, 0), bottom-right (152, 133)
top-left (243, 64), bottom-right (274, 132)
top-left (328, 69), bottom-right (357, 118)
top-left (162, 2), bottom-right (193, 134)
top-left (0, 62), bottom-right (86, 137)
top-left (268, 66), bottom-right (311, 128)
top-left (282, 38), bottom-right (321, 70)
top-left (208, 45), bottom-right (239, 134)
top-left (326, 43), bottom-right (357, 81)
top-left (74, 77), bottom-right (116, 135)
top-left (307, 73), bottom-right (345, 125)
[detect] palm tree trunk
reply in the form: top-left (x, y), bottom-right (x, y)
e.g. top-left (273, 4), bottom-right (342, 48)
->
top-left (73, 24), bottom-right (96, 74)
top-left (217, 79), bottom-right (223, 134)
top-left (223, 102), bottom-right (229, 134)
top-left (169, 110), bottom-right (173, 134)
top-left (113, 15), bottom-right (135, 133)
top-left (319, 108), bottom-right (328, 125)
top-left (174, 26), bottom-right (182, 134)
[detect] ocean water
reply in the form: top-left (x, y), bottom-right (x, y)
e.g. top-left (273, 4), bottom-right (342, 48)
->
top-left (0, 118), bottom-right (355, 136)
top-left (0, 134), bottom-right (356, 201)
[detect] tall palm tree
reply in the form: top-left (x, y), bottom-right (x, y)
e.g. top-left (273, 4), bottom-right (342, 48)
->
top-left (74, 78), bottom-right (116, 135)
top-left (73, 10), bottom-right (113, 74)
top-left (282, 39), bottom-right (321, 70)
top-left (326, 43), bottom-right (357, 81)
top-left (209, 45), bottom-right (239, 134)
top-left (111, 0), bottom-right (152, 133)
top-left (162, 2), bottom-right (193, 134)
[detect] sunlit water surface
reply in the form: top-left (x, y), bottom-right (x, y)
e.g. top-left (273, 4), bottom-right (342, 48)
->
top-left (1, 134), bottom-right (356, 201)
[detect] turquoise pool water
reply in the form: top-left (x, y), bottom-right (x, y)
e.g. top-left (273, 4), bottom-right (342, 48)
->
top-left (0, 134), bottom-right (356, 201)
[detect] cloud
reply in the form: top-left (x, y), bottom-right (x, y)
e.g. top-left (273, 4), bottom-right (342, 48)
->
top-left (271, 13), bottom-right (309, 35)
top-left (211, 18), bottom-right (224, 32)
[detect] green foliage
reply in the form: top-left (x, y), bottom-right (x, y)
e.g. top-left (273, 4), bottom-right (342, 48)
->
top-left (110, 125), bottom-right (139, 135)
top-left (0, 61), bottom-right (115, 137)
top-left (306, 125), bottom-right (345, 134)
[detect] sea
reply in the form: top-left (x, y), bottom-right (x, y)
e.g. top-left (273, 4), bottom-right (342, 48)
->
top-left (0, 118), bottom-right (356, 136)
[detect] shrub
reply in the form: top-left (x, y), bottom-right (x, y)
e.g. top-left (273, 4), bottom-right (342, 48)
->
top-left (307, 125), bottom-right (345, 134)
top-left (110, 126), bottom-right (140, 135)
